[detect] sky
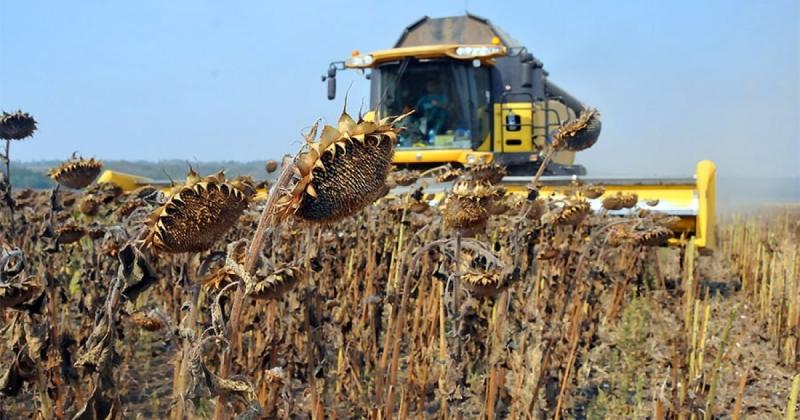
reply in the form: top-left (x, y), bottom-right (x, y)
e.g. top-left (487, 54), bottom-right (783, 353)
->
top-left (1, 0), bottom-right (798, 179)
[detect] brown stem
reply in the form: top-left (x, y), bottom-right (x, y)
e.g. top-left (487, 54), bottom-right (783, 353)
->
top-left (4, 139), bottom-right (15, 233)
top-left (303, 225), bottom-right (322, 419)
top-left (453, 230), bottom-right (463, 362)
top-left (214, 159), bottom-right (295, 420)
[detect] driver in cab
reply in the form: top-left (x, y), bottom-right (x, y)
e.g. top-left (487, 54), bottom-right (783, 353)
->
top-left (413, 79), bottom-right (448, 144)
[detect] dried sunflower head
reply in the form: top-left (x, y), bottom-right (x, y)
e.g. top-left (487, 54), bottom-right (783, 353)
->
top-left (635, 226), bottom-right (672, 246)
top-left (582, 185), bottom-right (605, 199)
top-left (131, 310), bottom-right (167, 332)
top-left (57, 224), bottom-right (87, 244)
top-left (552, 108), bottom-right (601, 151)
top-left (87, 223), bottom-right (106, 241)
top-left (459, 251), bottom-right (517, 298)
top-left (605, 225), bottom-right (634, 247)
top-left (144, 170), bottom-right (252, 253)
top-left (207, 240), bottom-right (302, 300)
top-left (78, 195), bottom-right (100, 217)
top-left (390, 169), bottom-right (419, 187)
top-left (0, 277), bottom-right (41, 309)
top-left (48, 154), bottom-right (103, 190)
top-left (86, 182), bottom-right (123, 204)
top-left (485, 188), bottom-right (510, 215)
top-left (620, 193), bottom-right (638, 209)
top-left (601, 193), bottom-right (625, 211)
top-left (0, 111), bottom-right (37, 140)
top-left (444, 181), bottom-right (496, 237)
top-left (116, 198), bottom-right (145, 220)
top-left (246, 264), bottom-right (302, 300)
top-left (275, 108), bottom-right (410, 223)
top-left (468, 162), bottom-right (507, 185)
top-left (435, 165), bottom-right (464, 183)
top-left (552, 199), bottom-right (591, 226)
top-left (265, 160), bottom-right (279, 173)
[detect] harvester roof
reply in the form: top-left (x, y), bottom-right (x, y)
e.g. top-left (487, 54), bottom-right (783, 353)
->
top-left (345, 14), bottom-right (516, 69)
top-left (394, 14), bottom-right (520, 48)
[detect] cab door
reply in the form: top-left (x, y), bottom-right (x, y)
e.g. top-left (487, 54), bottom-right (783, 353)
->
top-left (493, 98), bottom-right (533, 153)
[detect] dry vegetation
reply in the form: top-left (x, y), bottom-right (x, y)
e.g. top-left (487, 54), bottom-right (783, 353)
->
top-left (0, 110), bottom-right (797, 419)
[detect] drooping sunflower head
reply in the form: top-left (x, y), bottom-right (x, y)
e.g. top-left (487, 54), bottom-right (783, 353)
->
top-left (581, 184), bottom-right (605, 199)
top-left (144, 170), bottom-right (253, 253)
top-left (131, 310), bottom-right (168, 332)
top-left (203, 240), bottom-right (302, 300)
top-left (620, 193), bottom-right (638, 209)
top-left (48, 154), bottom-right (103, 190)
top-left (635, 226), bottom-right (673, 246)
top-left (444, 181), bottom-right (497, 236)
top-left (552, 108), bottom-right (602, 151)
top-left (78, 195), bottom-right (100, 217)
top-left (389, 168), bottom-right (420, 187)
top-left (551, 199), bottom-right (592, 226)
top-left (468, 162), bottom-right (507, 185)
top-left (0, 110), bottom-right (37, 140)
top-left (435, 165), bottom-right (464, 183)
top-left (56, 223), bottom-right (87, 244)
top-left (459, 250), bottom-right (518, 298)
top-left (601, 193), bottom-right (625, 211)
top-left (275, 108), bottom-right (410, 223)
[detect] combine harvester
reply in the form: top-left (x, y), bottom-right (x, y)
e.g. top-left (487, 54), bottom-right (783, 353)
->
top-left (98, 14), bottom-right (716, 250)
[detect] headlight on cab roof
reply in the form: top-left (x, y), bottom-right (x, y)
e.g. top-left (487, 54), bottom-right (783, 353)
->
top-left (346, 54), bottom-right (374, 68)
top-left (454, 46), bottom-right (504, 58)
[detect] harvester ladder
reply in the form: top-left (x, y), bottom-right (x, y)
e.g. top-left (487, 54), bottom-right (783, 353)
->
top-left (497, 91), bottom-right (564, 153)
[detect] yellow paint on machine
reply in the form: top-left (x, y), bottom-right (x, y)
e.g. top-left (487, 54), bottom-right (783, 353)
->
top-left (392, 149), bottom-right (493, 165)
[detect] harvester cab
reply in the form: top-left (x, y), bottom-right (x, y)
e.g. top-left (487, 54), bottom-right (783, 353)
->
top-left (323, 14), bottom-right (601, 176)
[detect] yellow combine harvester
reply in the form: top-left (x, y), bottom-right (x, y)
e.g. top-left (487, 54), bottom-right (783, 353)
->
top-left (98, 14), bottom-right (716, 249)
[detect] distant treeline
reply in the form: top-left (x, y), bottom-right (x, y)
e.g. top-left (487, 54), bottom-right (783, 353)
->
top-left (8, 160), bottom-right (275, 189)
top-left (6, 161), bottom-right (799, 205)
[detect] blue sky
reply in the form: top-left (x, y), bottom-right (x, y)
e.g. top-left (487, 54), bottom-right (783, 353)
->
top-left (1, 0), bottom-right (798, 178)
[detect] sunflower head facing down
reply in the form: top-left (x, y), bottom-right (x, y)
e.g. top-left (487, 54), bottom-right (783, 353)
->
top-left (276, 108), bottom-right (410, 223)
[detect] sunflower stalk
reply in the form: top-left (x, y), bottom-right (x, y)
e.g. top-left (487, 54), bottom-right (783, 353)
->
top-left (213, 159), bottom-right (295, 420)
top-left (3, 139), bottom-right (14, 233)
